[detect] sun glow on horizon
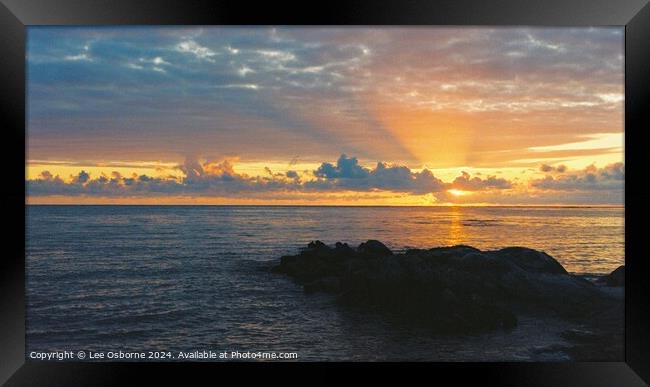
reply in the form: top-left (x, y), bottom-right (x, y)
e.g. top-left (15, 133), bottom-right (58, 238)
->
top-left (447, 189), bottom-right (470, 197)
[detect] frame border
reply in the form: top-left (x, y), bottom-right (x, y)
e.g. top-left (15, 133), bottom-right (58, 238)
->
top-left (2, 0), bottom-right (649, 385)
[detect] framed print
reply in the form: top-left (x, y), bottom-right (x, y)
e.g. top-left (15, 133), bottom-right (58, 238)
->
top-left (1, 0), bottom-right (649, 385)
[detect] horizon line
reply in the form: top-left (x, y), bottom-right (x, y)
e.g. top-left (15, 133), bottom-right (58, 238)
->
top-left (24, 203), bottom-right (625, 208)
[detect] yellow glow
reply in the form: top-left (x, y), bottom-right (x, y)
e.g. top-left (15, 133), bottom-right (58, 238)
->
top-left (446, 206), bottom-right (465, 246)
top-left (25, 192), bottom-right (445, 206)
top-left (447, 189), bottom-right (470, 197)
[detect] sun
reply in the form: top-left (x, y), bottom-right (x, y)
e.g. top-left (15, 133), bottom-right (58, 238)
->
top-left (447, 189), bottom-right (470, 197)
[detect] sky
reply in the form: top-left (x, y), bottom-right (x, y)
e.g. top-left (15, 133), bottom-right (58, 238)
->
top-left (26, 27), bottom-right (624, 205)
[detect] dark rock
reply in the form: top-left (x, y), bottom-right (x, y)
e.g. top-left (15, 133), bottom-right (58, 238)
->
top-left (430, 245), bottom-right (480, 256)
top-left (599, 265), bottom-right (625, 287)
top-left (334, 241), bottom-right (354, 254)
top-left (272, 240), bottom-right (611, 334)
top-left (304, 277), bottom-right (342, 294)
top-left (307, 240), bottom-right (328, 250)
top-left (493, 247), bottom-right (567, 275)
top-left (357, 239), bottom-right (393, 256)
top-left (456, 251), bottom-right (512, 273)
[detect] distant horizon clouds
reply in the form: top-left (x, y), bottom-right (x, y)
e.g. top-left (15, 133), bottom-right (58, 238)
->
top-left (27, 154), bottom-right (624, 205)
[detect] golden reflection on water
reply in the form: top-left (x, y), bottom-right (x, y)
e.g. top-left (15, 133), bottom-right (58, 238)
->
top-left (445, 206), bottom-right (465, 246)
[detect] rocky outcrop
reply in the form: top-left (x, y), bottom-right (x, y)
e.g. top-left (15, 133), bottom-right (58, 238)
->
top-left (272, 240), bottom-right (611, 334)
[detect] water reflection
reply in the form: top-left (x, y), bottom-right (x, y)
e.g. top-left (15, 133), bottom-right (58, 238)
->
top-left (445, 206), bottom-right (465, 246)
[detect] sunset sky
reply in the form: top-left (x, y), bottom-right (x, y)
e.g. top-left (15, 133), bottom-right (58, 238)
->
top-left (26, 27), bottom-right (624, 205)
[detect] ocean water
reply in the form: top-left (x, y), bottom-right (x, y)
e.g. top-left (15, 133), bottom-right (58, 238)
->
top-left (26, 205), bottom-right (624, 361)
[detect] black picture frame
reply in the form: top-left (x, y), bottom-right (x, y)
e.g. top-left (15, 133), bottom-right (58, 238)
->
top-left (2, 0), bottom-right (649, 385)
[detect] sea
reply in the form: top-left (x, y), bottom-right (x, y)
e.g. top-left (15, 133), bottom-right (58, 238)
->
top-left (26, 205), bottom-right (624, 361)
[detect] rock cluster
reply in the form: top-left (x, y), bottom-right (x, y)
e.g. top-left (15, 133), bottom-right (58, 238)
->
top-left (272, 240), bottom-right (611, 333)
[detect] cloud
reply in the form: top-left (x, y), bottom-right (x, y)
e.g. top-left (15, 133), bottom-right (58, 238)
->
top-left (151, 57), bottom-right (170, 66)
top-left (451, 171), bottom-right (513, 190)
top-left (237, 65), bottom-right (254, 77)
top-left (75, 170), bottom-right (90, 184)
top-left (531, 162), bottom-right (623, 191)
top-left (176, 40), bottom-right (217, 61)
top-left (218, 83), bottom-right (260, 90)
top-left (62, 43), bottom-right (94, 62)
top-left (314, 154), bottom-right (369, 179)
top-left (128, 56), bottom-right (172, 73)
top-left (540, 164), bottom-right (567, 173)
top-left (64, 53), bottom-right (92, 62)
top-left (310, 155), bottom-right (449, 194)
top-left (310, 156), bottom-right (474, 194)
